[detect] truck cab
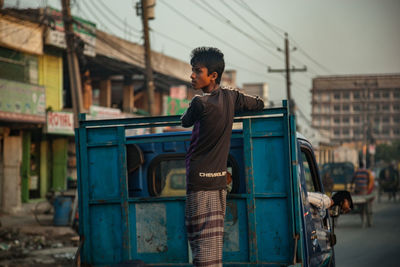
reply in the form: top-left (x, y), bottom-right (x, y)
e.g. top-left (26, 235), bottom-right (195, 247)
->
top-left (76, 102), bottom-right (337, 266)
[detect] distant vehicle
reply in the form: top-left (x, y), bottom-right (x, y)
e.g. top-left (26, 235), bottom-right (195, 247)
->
top-left (321, 162), bottom-right (355, 191)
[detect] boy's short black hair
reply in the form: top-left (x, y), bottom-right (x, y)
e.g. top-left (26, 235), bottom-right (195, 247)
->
top-left (190, 47), bottom-right (225, 84)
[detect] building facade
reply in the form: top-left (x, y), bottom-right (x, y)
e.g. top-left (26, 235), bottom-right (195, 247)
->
top-left (242, 82), bottom-right (269, 105)
top-left (311, 74), bottom-right (400, 146)
top-left (0, 8), bottom-right (191, 213)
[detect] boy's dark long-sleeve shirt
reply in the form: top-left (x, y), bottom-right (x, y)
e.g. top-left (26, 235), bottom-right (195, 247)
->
top-left (181, 86), bottom-right (264, 191)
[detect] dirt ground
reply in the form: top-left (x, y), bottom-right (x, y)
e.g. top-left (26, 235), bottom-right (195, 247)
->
top-left (0, 203), bottom-right (79, 267)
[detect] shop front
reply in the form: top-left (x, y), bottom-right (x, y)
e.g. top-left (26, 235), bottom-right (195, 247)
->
top-left (0, 78), bottom-right (46, 213)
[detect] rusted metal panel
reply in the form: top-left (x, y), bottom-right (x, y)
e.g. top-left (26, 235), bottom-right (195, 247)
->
top-left (135, 203), bottom-right (167, 253)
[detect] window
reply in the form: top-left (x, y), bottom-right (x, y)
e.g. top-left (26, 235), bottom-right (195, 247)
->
top-left (395, 116), bottom-right (400, 123)
top-left (382, 116), bottom-right (390, 123)
top-left (300, 148), bottom-right (320, 193)
top-left (354, 92), bottom-right (360, 99)
top-left (374, 117), bottom-right (380, 124)
top-left (342, 117), bottom-right (349, 124)
top-left (342, 129), bottom-right (350, 135)
top-left (334, 117), bottom-right (340, 124)
top-left (343, 92), bottom-right (350, 99)
top-left (354, 116), bottom-right (360, 123)
top-left (334, 93), bottom-right (340, 100)
top-left (301, 152), bottom-right (314, 192)
top-left (353, 104), bottom-right (361, 111)
top-left (147, 154), bottom-right (239, 196)
top-left (382, 105), bottom-right (390, 111)
top-left (393, 104), bottom-right (400, 111)
top-left (0, 47), bottom-right (38, 84)
top-left (382, 128), bottom-right (390, 135)
top-left (394, 91), bottom-right (400, 98)
top-left (373, 92), bottom-right (380, 98)
top-left (342, 104), bottom-right (349, 111)
top-left (354, 128), bottom-right (362, 135)
top-left (375, 104), bottom-right (380, 111)
top-left (394, 129), bottom-right (400, 135)
top-left (334, 105), bottom-right (340, 112)
top-left (382, 91), bottom-right (390, 98)
top-left (334, 129), bottom-right (340, 136)
top-left (151, 158), bottom-right (186, 196)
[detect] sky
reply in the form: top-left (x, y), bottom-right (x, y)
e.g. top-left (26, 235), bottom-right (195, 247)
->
top-left (4, 0), bottom-right (400, 127)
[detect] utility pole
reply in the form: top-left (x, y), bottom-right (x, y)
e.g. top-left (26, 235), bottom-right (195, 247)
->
top-left (139, 0), bottom-right (156, 116)
top-left (61, 0), bottom-right (84, 128)
top-left (354, 79), bottom-right (377, 168)
top-left (268, 33), bottom-right (307, 115)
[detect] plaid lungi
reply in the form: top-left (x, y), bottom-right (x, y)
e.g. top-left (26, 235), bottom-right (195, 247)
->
top-left (185, 190), bottom-right (227, 267)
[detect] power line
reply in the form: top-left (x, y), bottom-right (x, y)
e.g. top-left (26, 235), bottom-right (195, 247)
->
top-left (220, 0), bottom-right (280, 48)
top-left (80, 0), bottom-right (111, 32)
top-left (158, 0), bottom-right (267, 68)
top-left (88, 0), bottom-right (141, 40)
top-left (71, 15), bottom-right (145, 65)
top-left (234, 0), bottom-right (286, 39)
top-left (190, 0), bottom-right (283, 62)
top-left (76, 3), bottom-right (143, 64)
top-left (149, 27), bottom-right (284, 85)
top-left (97, 0), bottom-right (141, 33)
top-left (76, 5), bottom-right (280, 88)
top-left (289, 37), bottom-right (334, 74)
top-left (150, 27), bottom-right (192, 50)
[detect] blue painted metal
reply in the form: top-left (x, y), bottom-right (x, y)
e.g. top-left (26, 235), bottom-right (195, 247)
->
top-left (242, 118), bottom-right (258, 262)
top-left (53, 196), bottom-right (72, 226)
top-left (75, 102), bottom-right (332, 266)
top-left (288, 113), bottom-right (304, 265)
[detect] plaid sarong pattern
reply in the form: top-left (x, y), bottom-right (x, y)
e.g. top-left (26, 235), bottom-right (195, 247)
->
top-left (185, 190), bottom-right (227, 267)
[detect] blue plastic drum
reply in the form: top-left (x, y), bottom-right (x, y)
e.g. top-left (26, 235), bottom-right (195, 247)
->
top-left (53, 196), bottom-right (72, 226)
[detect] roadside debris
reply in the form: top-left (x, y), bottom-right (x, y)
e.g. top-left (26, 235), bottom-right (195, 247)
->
top-left (0, 226), bottom-right (78, 266)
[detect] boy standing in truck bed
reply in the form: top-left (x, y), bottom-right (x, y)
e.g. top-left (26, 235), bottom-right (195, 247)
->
top-left (181, 47), bottom-right (264, 267)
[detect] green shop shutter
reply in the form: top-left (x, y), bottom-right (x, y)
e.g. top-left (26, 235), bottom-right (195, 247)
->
top-left (52, 138), bottom-right (68, 191)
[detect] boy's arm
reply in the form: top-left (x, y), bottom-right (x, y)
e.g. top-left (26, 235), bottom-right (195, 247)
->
top-left (307, 192), bottom-right (333, 210)
top-left (234, 90), bottom-right (264, 112)
top-left (181, 96), bottom-right (204, 127)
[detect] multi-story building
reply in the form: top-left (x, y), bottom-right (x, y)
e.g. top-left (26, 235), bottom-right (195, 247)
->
top-left (242, 82), bottom-right (269, 106)
top-left (311, 74), bottom-right (400, 145)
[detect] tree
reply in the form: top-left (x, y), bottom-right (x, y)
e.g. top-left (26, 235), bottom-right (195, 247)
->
top-left (375, 140), bottom-right (400, 163)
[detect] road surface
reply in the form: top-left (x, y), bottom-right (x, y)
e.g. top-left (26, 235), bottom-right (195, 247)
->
top-left (334, 197), bottom-right (400, 267)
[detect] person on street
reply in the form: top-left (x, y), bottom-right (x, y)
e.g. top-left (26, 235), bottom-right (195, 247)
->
top-left (379, 162), bottom-right (399, 201)
top-left (181, 47), bottom-right (264, 267)
top-left (351, 161), bottom-right (374, 195)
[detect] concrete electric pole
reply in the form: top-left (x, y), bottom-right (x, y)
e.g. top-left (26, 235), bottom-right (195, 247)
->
top-left (268, 33), bottom-right (307, 115)
top-left (61, 0), bottom-right (84, 128)
top-left (139, 0), bottom-right (156, 116)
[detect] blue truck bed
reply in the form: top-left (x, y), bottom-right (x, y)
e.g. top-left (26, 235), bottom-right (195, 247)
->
top-left (75, 102), bottom-right (309, 266)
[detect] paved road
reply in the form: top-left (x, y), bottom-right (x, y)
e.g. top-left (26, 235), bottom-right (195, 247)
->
top-left (334, 198), bottom-right (400, 267)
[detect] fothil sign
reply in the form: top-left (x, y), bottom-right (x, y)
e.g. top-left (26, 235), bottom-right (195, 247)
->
top-left (46, 111), bottom-right (74, 135)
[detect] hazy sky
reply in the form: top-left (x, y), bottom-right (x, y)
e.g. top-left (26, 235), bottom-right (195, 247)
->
top-left (5, 0), bottom-right (400, 125)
